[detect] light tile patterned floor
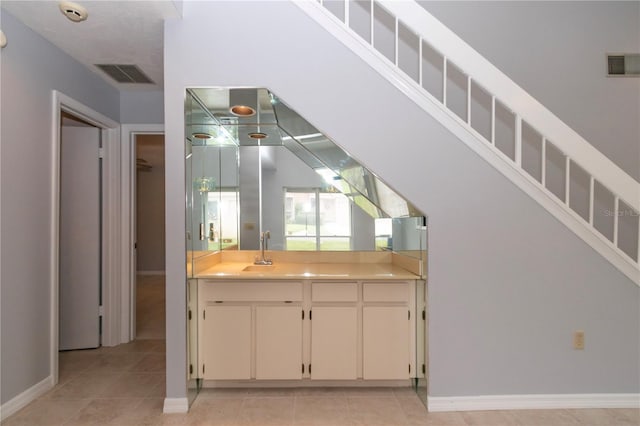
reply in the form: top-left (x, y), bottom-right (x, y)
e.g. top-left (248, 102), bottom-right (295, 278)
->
top-left (3, 275), bottom-right (638, 425)
top-left (136, 274), bottom-right (166, 340)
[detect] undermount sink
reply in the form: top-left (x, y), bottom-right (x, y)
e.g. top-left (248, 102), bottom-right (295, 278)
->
top-left (242, 265), bottom-right (275, 272)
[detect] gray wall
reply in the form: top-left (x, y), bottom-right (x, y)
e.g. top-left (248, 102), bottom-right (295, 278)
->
top-left (420, 1), bottom-right (640, 182)
top-left (120, 90), bottom-right (165, 124)
top-left (0, 10), bottom-right (119, 404)
top-left (164, 1), bottom-right (638, 400)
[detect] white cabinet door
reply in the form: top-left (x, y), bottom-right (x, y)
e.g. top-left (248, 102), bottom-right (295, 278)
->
top-left (255, 306), bottom-right (302, 379)
top-left (363, 306), bottom-right (410, 380)
top-left (311, 306), bottom-right (358, 380)
top-left (202, 305), bottom-right (251, 379)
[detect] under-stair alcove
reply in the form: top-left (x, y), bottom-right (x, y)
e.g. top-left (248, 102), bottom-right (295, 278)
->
top-left (162, 0), bottom-right (639, 413)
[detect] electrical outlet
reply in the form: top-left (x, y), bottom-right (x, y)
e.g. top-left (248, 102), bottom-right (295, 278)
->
top-left (573, 330), bottom-right (585, 350)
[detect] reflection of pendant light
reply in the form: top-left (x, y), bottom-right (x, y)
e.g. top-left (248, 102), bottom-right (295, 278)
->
top-left (193, 140), bottom-right (216, 193)
top-left (194, 147), bottom-right (216, 242)
top-left (248, 132), bottom-right (267, 140)
top-left (192, 132), bottom-right (212, 140)
top-left (194, 177), bottom-right (216, 193)
top-left (229, 105), bottom-right (255, 117)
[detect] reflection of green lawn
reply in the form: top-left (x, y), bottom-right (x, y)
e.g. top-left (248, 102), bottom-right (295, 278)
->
top-left (207, 239), bottom-right (238, 251)
top-left (286, 224), bottom-right (316, 235)
top-left (286, 240), bottom-right (316, 251)
top-left (209, 237), bottom-right (388, 252)
top-left (375, 237), bottom-right (390, 251)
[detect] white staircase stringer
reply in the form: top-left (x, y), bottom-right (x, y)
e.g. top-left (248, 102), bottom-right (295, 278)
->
top-left (293, 0), bottom-right (640, 285)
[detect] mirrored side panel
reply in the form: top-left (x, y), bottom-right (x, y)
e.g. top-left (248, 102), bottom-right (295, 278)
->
top-left (187, 279), bottom-right (201, 405)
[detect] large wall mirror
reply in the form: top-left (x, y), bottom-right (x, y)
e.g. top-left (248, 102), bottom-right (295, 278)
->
top-left (185, 88), bottom-right (427, 263)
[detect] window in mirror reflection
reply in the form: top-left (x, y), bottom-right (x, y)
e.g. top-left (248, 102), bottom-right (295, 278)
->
top-left (206, 190), bottom-right (239, 250)
top-left (285, 188), bottom-right (351, 250)
top-left (375, 218), bottom-right (393, 251)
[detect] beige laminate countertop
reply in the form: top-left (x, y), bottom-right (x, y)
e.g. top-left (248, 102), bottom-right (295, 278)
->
top-left (196, 262), bottom-right (419, 280)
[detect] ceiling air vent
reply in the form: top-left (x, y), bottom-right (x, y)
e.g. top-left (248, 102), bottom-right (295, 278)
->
top-left (607, 54), bottom-right (640, 77)
top-left (95, 64), bottom-right (154, 84)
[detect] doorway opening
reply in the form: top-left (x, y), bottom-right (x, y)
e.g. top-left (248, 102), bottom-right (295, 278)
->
top-left (52, 91), bottom-right (120, 385)
top-left (134, 134), bottom-right (166, 340)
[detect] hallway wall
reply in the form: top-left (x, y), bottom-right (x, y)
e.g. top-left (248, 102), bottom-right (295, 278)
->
top-left (0, 10), bottom-right (119, 405)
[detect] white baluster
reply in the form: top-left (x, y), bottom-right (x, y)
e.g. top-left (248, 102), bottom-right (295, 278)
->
top-left (345, 0), bottom-right (350, 27)
top-left (370, 0), bottom-right (374, 46)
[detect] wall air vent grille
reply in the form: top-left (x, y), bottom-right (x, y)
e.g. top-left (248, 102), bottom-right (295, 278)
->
top-left (607, 54), bottom-right (640, 77)
top-left (95, 64), bottom-right (154, 84)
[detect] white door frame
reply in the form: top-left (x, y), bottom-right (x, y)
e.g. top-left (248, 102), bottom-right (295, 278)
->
top-left (51, 91), bottom-right (121, 384)
top-left (120, 124), bottom-right (165, 342)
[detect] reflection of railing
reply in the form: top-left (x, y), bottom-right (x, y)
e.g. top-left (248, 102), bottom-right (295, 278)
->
top-left (295, 0), bottom-right (640, 283)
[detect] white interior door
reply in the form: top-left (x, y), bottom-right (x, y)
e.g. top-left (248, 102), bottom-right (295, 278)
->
top-left (59, 126), bottom-right (101, 350)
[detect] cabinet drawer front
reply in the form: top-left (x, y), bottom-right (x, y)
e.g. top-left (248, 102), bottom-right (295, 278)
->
top-left (311, 282), bottom-right (358, 302)
top-left (362, 282), bottom-right (409, 302)
top-left (200, 281), bottom-right (302, 301)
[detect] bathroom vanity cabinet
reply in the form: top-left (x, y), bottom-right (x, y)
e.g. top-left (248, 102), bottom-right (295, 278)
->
top-left (196, 278), bottom-right (418, 384)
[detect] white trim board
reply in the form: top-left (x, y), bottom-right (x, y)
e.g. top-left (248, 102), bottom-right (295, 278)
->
top-left (428, 393), bottom-right (640, 412)
top-left (0, 376), bottom-right (53, 421)
top-left (163, 397), bottom-right (189, 414)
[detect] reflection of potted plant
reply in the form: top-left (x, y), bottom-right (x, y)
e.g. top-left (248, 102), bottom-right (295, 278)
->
top-left (194, 177), bottom-right (216, 193)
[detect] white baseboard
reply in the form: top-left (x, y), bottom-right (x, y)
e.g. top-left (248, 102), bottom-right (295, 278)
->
top-left (0, 376), bottom-right (54, 421)
top-left (137, 270), bottom-right (166, 276)
top-left (428, 393), bottom-right (640, 412)
top-left (163, 397), bottom-right (189, 414)
top-left (202, 379), bottom-right (411, 388)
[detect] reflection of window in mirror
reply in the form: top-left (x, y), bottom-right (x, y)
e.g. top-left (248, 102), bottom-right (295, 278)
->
top-left (206, 189), bottom-right (239, 250)
top-left (284, 188), bottom-right (352, 250)
top-left (375, 218), bottom-right (392, 251)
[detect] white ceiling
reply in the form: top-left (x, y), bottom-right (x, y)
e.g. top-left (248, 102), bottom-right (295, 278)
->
top-left (1, 1), bottom-right (182, 91)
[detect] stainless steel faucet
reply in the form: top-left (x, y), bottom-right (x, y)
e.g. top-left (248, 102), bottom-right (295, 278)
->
top-left (254, 231), bottom-right (272, 265)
